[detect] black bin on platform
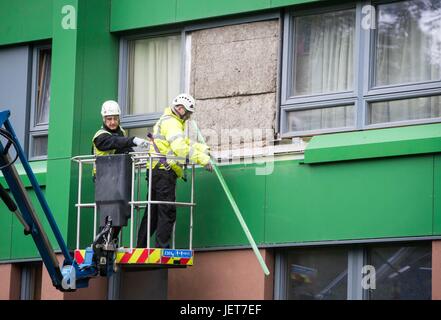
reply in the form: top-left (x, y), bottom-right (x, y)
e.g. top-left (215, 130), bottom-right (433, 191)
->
top-left (95, 154), bottom-right (132, 227)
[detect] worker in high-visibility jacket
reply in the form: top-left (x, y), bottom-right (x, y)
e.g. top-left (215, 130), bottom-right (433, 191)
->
top-left (92, 100), bottom-right (149, 176)
top-left (137, 93), bottom-right (213, 248)
top-left (92, 100), bottom-right (149, 251)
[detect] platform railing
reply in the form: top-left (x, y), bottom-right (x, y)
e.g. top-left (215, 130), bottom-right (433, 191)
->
top-left (71, 152), bottom-right (196, 254)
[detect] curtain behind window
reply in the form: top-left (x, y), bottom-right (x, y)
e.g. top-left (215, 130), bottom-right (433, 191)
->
top-left (371, 0), bottom-right (441, 124)
top-left (128, 35), bottom-right (181, 115)
top-left (293, 10), bottom-right (355, 96)
top-left (289, 9), bottom-right (355, 131)
top-left (36, 49), bottom-right (51, 125)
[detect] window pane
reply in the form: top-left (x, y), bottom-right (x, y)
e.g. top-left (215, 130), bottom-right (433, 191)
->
top-left (286, 247), bottom-right (348, 300)
top-left (127, 127), bottom-right (153, 152)
top-left (31, 136), bottom-right (48, 158)
top-left (20, 262), bottom-right (42, 300)
top-left (292, 10), bottom-right (355, 96)
top-left (368, 95), bottom-right (441, 124)
top-left (0, 46), bottom-right (29, 150)
top-left (126, 126), bottom-right (153, 138)
top-left (366, 244), bottom-right (431, 300)
top-left (288, 105), bottom-right (354, 132)
top-left (127, 35), bottom-right (181, 115)
top-left (36, 48), bottom-right (51, 125)
top-left (375, 0), bottom-right (441, 86)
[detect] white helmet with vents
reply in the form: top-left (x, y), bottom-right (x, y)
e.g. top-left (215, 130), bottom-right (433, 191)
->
top-left (101, 100), bottom-right (121, 117)
top-left (172, 94), bottom-right (195, 113)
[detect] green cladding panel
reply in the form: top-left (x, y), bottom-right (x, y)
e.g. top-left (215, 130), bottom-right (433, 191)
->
top-left (0, 201), bottom-right (13, 260)
top-left (305, 123), bottom-right (441, 164)
top-left (174, 155), bottom-right (437, 249)
top-left (0, 186), bottom-right (49, 261)
top-left (48, 0), bottom-right (80, 159)
top-left (434, 155), bottom-right (441, 235)
top-left (0, 163), bottom-right (48, 261)
top-left (270, 0), bottom-right (322, 7)
top-left (110, 0), bottom-right (322, 32)
top-left (10, 187), bottom-right (51, 260)
top-left (175, 0), bottom-right (271, 23)
top-left (265, 157), bottom-right (434, 244)
top-left (46, 0), bottom-right (118, 250)
top-left (111, 0), bottom-right (177, 32)
top-left (74, 0), bottom-right (119, 157)
top-left (0, 0), bottom-right (53, 46)
top-left (174, 163), bottom-right (266, 249)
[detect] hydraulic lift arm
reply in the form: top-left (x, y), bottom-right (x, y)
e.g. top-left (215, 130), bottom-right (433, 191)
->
top-left (0, 110), bottom-right (98, 291)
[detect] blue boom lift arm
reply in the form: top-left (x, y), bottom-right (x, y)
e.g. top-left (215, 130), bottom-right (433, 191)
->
top-left (0, 110), bottom-right (98, 291)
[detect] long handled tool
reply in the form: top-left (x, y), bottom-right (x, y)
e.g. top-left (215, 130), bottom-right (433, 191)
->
top-left (192, 121), bottom-right (270, 276)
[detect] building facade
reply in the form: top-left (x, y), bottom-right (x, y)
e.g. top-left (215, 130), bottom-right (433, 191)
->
top-left (0, 0), bottom-right (441, 300)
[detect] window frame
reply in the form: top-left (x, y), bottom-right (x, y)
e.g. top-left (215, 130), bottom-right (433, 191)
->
top-left (29, 44), bottom-right (51, 160)
top-left (281, 0), bottom-right (441, 137)
top-left (281, 3), bottom-right (360, 105)
top-left (118, 29), bottom-right (186, 131)
top-left (275, 241), bottom-right (432, 300)
top-left (280, 2), bottom-right (361, 137)
top-left (363, 0), bottom-right (441, 129)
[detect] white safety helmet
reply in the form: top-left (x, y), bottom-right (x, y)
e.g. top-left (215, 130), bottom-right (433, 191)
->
top-left (172, 94), bottom-right (195, 113)
top-left (101, 100), bottom-right (121, 118)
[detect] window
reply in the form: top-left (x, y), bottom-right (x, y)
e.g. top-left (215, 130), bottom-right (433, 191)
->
top-left (291, 10), bottom-right (355, 97)
top-left (120, 33), bottom-right (182, 135)
top-left (374, 1), bottom-right (441, 87)
top-left (284, 247), bottom-right (348, 300)
top-left (29, 46), bottom-right (51, 159)
top-left (276, 242), bottom-right (432, 300)
top-left (0, 46), bottom-right (32, 156)
top-left (281, 0), bottom-right (441, 136)
top-left (366, 245), bottom-right (432, 300)
top-left (20, 262), bottom-right (42, 300)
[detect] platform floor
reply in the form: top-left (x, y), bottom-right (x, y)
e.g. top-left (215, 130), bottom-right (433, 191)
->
top-left (74, 248), bottom-right (193, 266)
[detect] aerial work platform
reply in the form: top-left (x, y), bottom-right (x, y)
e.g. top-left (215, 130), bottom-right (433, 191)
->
top-left (71, 152), bottom-right (196, 268)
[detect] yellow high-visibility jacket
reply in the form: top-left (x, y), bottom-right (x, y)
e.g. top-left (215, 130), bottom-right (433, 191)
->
top-left (91, 126), bottom-right (132, 175)
top-left (149, 107), bottom-right (210, 178)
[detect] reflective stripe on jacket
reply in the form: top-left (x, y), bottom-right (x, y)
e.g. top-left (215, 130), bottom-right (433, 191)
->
top-left (148, 107), bottom-right (210, 178)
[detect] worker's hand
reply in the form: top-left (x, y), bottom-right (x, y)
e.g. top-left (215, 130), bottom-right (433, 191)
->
top-left (204, 162), bottom-right (214, 173)
top-left (133, 137), bottom-right (150, 148)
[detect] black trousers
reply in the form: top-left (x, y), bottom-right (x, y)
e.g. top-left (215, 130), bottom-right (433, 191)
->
top-left (137, 169), bottom-right (177, 248)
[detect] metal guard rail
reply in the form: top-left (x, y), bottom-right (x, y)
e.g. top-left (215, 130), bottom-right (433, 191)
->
top-left (71, 152), bottom-right (196, 253)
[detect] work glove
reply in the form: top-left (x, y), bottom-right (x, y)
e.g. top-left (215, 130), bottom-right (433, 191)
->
top-left (133, 137), bottom-right (150, 148)
top-left (204, 162), bottom-right (214, 173)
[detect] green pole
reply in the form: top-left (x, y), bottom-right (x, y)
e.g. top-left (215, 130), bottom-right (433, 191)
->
top-left (192, 121), bottom-right (270, 276)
